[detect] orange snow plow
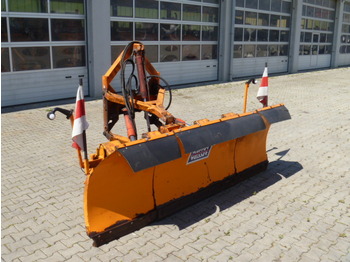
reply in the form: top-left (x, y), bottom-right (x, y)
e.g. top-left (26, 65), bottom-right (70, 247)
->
top-left (48, 41), bottom-right (290, 247)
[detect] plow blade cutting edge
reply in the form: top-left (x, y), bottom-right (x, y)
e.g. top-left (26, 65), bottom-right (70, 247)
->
top-left (85, 105), bottom-right (290, 247)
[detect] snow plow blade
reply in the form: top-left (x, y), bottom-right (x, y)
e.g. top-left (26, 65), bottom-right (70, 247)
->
top-left (85, 105), bottom-right (290, 247)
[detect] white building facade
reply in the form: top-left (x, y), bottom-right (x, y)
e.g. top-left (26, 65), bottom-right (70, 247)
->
top-left (1, 0), bottom-right (349, 107)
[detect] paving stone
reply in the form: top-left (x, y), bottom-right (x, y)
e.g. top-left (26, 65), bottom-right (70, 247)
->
top-left (153, 243), bottom-right (179, 259)
top-left (209, 252), bottom-right (237, 262)
top-left (223, 241), bottom-right (250, 256)
top-left (134, 241), bottom-right (160, 256)
top-left (171, 245), bottom-right (199, 260)
top-left (18, 249), bottom-right (47, 262)
top-left (164, 254), bottom-right (184, 262)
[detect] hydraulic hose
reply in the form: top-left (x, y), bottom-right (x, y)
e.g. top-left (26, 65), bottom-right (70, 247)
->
top-left (146, 75), bottom-right (172, 110)
top-left (120, 42), bottom-right (143, 139)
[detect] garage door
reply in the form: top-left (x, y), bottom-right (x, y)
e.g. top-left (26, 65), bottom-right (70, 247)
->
top-left (298, 0), bottom-right (336, 70)
top-left (1, 0), bottom-right (88, 107)
top-left (110, 0), bottom-right (219, 90)
top-left (338, 2), bottom-right (350, 67)
top-left (231, 0), bottom-right (292, 78)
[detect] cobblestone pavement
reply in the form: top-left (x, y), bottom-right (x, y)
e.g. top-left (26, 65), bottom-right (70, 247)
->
top-left (2, 68), bottom-right (350, 261)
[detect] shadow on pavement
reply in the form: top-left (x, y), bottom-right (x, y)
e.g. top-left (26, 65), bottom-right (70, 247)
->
top-left (153, 148), bottom-right (303, 230)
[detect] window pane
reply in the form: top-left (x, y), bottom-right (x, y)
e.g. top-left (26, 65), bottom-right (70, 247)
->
top-left (307, 6), bottom-right (314, 17)
top-left (318, 45), bottom-right (325, 54)
top-left (203, 0), bottom-right (219, 3)
top-left (312, 45), bottom-right (318, 55)
top-left (136, 0), bottom-right (158, 19)
top-left (234, 27), bottom-right (243, 41)
top-left (300, 32), bottom-right (304, 42)
top-left (321, 9), bottom-right (329, 19)
top-left (235, 10), bottom-right (244, 24)
top-left (320, 21), bottom-right (328, 31)
top-left (345, 2), bottom-right (350, 12)
top-left (281, 1), bottom-right (291, 13)
top-left (233, 45), bottom-right (242, 58)
top-left (313, 20), bottom-right (320, 30)
top-left (2, 17), bottom-right (8, 42)
top-left (160, 45), bottom-right (180, 62)
top-left (182, 45), bottom-right (200, 61)
top-left (111, 0), bottom-right (132, 17)
top-left (51, 0), bottom-right (84, 14)
top-left (51, 19), bottom-right (85, 41)
top-left (244, 28), bottom-right (256, 41)
top-left (269, 45), bottom-right (279, 56)
top-left (304, 32), bottom-right (312, 42)
top-left (325, 45), bottom-right (332, 54)
top-left (111, 45), bottom-right (125, 62)
top-left (183, 4), bottom-right (201, 21)
top-left (182, 25), bottom-right (200, 41)
top-left (315, 8), bottom-right (322, 18)
top-left (257, 45), bottom-right (268, 57)
top-left (340, 35), bottom-right (346, 43)
top-left (257, 29), bottom-right (268, 41)
top-left (270, 15), bottom-right (279, 27)
top-left (236, 0), bottom-right (244, 7)
top-left (344, 13), bottom-right (350, 23)
top-left (280, 30), bottom-right (289, 41)
top-left (135, 22), bottom-right (158, 41)
top-left (245, 12), bottom-right (257, 25)
top-left (202, 26), bottom-right (218, 41)
top-left (258, 13), bottom-right (269, 26)
top-left (312, 34), bottom-right (319, 43)
top-left (10, 18), bottom-right (49, 42)
top-left (12, 47), bottom-right (50, 71)
top-left (243, 45), bottom-right (255, 57)
top-left (1, 0), bottom-right (6, 11)
top-left (279, 16), bottom-right (289, 27)
top-left (53, 46), bottom-right (85, 68)
top-left (145, 45), bottom-right (158, 63)
top-left (303, 45), bottom-right (311, 55)
top-left (246, 0), bottom-right (258, 9)
top-left (160, 2), bottom-right (181, 20)
top-left (271, 0), bottom-right (281, 12)
top-left (111, 21), bottom-right (133, 41)
top-left (302, 5), bottom-right (306, 16)
top-left (320, 33), bottom-right (327, 42)
top-left (269, 30), bottom-right (279, 41)
top-left (259, 0), bottom-right (270, 10)
top-left (279, 45), bottom-right (288, 55)
top-left (339, 45), bottom-right (346, 54)
top-left (202, 44), bottom-right (217, 60)
top-left (328, 22), bottom-right (334, 31)
top-left (160, 24), bottom-right (180, 41)
top-left (1, 48), bottom-right (10, 72)
top-left (203, 6), bottom-right (218, 23)
top-left (299, 45), bottom-right (304, 55)
top-left (9, 0), bottom-right (47, 13)
top-left (306, 19), bottom-right (313, 30)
